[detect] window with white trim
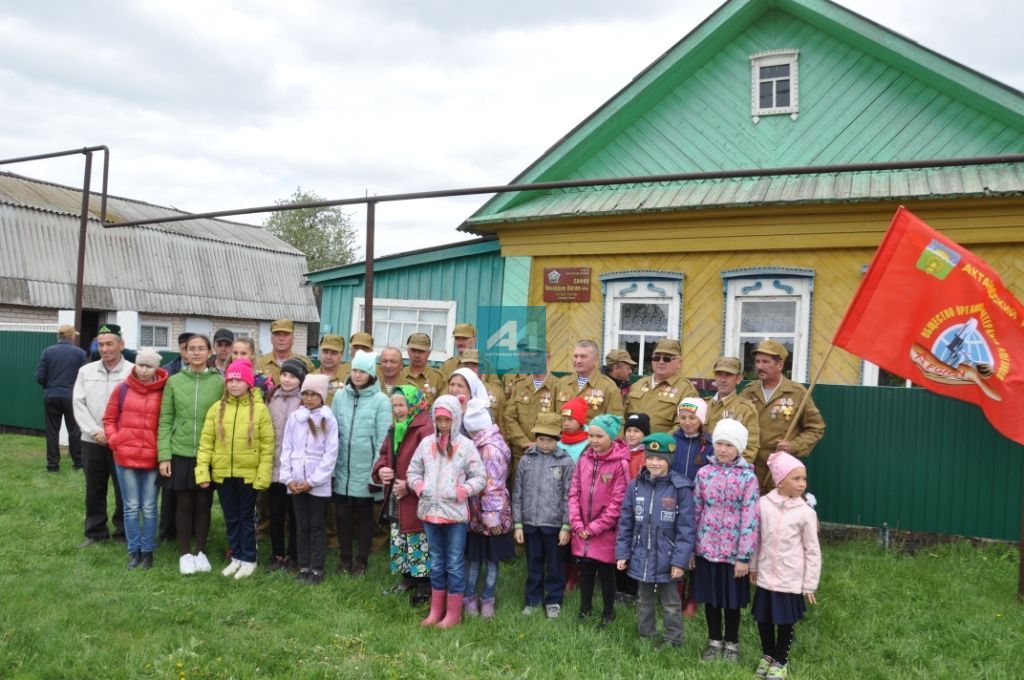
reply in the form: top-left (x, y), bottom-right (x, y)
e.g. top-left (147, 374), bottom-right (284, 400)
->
top-left (601, 272), bottom-right (683, 374)
top-left (722, 269), bottom-right (813, 382)
top-left (751, 50), bottom-right (799, 122)
top-left (352, 297), bottom-right (456, 363)
top-left (139, 323), bottom-right (171, 350)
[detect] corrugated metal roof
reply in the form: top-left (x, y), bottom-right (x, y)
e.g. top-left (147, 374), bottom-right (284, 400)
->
top-left (467, 163), bottom-right (1024, 225)
top-left (0, 171), bottom-right (299, 252)
top-left (0, 173), bottom-right (318, 321)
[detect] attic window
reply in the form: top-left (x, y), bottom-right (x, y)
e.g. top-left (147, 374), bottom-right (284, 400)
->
top-left (751, 50), bottom-right (799, 123)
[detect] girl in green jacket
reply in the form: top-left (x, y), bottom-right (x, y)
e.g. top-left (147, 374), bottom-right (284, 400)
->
top-left (157, 334), bottom-right (224, 576)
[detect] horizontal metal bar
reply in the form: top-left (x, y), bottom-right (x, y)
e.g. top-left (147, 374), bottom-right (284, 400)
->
top-left (90, 152), bottom-right (1024, 228)
top-left (0, 146), bottom-right (110, 166)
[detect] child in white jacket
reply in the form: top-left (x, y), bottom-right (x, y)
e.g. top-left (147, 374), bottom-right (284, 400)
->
top-left (749, 452), bottom-right (821, 679)
top-left (280, 375), bottom-right (339, 585)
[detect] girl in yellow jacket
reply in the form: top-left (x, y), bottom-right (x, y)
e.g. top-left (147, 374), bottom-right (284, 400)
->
top-left (196, 360), bottom-right (274, 579)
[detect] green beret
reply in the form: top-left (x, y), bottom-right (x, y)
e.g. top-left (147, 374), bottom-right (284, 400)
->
top-left (642, 432), bottom-right (677, 460)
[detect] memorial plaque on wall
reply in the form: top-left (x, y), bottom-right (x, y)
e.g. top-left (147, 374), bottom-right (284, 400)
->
top-left (543, 267), bottom-right (591, 302)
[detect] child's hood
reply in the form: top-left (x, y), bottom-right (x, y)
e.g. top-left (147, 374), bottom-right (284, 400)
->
top-left (710, 451), bottom-right (752, 470)
top-left (431, 394), bottom-right (464, 434)
top-left (764, 488), bottom-right (808, 510)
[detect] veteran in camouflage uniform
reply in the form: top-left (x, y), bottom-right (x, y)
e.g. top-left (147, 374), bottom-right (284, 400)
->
top-left (554, 339), bottom-right (625, 421)
top-left (626, 339), bottom-right (698, 433)
top-left (704, 356), bottom-right (759, 464)
top-left (740, 339), bottom-right (826, 494)
top-left (398, 332), bottom-right (446, 406)
top-left (254, 318), bottom-right (314, 384)
top-left (441, 323), bottom-right (477, 380)
top-left (314, 334), bottom-right (350, 406)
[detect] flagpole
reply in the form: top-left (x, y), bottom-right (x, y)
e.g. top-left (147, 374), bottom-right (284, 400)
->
top-left (1018, 493), bottom-right (1023, 601)
top-left (783, 343), bottom-right (837, 443)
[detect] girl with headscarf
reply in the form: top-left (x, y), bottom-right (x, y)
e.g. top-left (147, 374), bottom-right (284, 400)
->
top-left (372, 385), bottom-right (435, 604)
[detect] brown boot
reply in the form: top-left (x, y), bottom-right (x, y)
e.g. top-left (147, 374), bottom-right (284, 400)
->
top-left (420, 589), bottom-right (447, 627)
top-left (436, 593), bottom-right (464, 629)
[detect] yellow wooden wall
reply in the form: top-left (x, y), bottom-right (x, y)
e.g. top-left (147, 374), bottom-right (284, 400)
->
top-left (511, 200), bottom-right (1024, 385)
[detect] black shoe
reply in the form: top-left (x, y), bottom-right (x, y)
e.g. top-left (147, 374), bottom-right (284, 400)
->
top-left (578, 609), bottom-right (592, 621)
top-left (352, 559), bottom-right (367, 576)
top-left (388, 575), bottom-right (415, 594)
top-left (46, 467), bottom-right (60, 473)
top-left (410, 582), bottom-right (431, 606)
top-left (113, 534), bottom-right (127, 544)
top-left (306, 570), bottom-right (324, 585)
top-left (266, 556), bottom-right (291, 573)
top-left (140, 552), bottom-right (154, 570)
top-left (296, 569), bottom-right (311, 583)
top-left (73, 463), bottom-right (84, 470)
top-left (337, 558), bottom-right (352, 574)
top-left (78, 537), bottom-right (105, 549)
top-left (127, 551), bottom-right (142, 569)
top-left (598, 614), bottom-right (615, 630)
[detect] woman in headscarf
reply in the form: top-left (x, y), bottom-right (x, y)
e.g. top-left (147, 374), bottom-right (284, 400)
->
top-left (372, 384), bottom-right (435, 604)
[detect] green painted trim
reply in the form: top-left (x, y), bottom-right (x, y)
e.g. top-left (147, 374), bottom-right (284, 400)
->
top-left (500, 256), bottom-right (532, 307)
top-left (306, 238), bottom-right (500, 284)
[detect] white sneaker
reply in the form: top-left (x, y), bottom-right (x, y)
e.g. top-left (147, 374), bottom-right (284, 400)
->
top-left (234, 561), bottom-right (257, 580)
top-left (522, 605), bottom-right (537, 616)
top-left (545, 604), bottom-right (561, 619)
top-left (221, 558), bottom-right (242, 577)
top-left (179, 554), bottom-right (196, 575)
top-left (193, 552), bottom-right (212, 573)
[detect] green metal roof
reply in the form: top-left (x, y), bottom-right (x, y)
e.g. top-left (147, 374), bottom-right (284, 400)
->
top-left (468, 0), bottom-right (1024, 227)
top-left (306, 236), bottom-right (499, 284)
top-left (467, 163), bottom-right (1024, 224)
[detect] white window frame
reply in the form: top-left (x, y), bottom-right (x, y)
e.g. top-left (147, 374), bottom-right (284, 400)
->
top-left (751, 49), bottom-right (799, 123)
top-left (139, 322), bottom-right (172, 350)
top-left (352, 297), bottom-right (456, 363)
top-left (601, 271), bottom-right (683, 370)
top-left (722, 269), bottom-right (813, 382)
top-left (861, 360), bottom-right (914, 388)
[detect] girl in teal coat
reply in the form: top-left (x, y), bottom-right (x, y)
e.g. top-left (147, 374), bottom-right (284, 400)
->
top-left (331, 351), bottom-right (391, 574)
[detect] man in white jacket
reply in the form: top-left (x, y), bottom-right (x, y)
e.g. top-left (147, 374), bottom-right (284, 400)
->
top-left (72, 324), bottom-right (133, 547)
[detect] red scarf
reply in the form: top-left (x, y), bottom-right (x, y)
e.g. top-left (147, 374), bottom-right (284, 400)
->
top-left (560, 429), bottom-right (588, 445)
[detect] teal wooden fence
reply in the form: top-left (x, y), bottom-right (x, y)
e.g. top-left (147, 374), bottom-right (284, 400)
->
top-left (1, 331), bottom-right (53, 430)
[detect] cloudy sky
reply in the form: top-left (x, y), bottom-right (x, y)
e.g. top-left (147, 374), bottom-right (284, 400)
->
top-left (1, 0), bottom-right (1021, 260)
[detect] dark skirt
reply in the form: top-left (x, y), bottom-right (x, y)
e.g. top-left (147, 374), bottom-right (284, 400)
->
top-left (751, 586), bottom-right (807, 625)
top-left (156, 454), bottom-right (205, 491)
top-left (465, 531), bottom-right (517, 563)
top-left (693, 556), bottom-right (751, 609)
top-left (332, 493), bottom-right (375, 507)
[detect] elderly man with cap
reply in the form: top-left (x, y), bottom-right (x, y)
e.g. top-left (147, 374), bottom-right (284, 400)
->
top-left (441, 323), bottom-right (477, 379)
top-left (399, 332), bottom-right (446, 406)
top-left (208, 328), bottom-right (235, 374)
top-left (255, 319), bottom-right (314, 384)
top-left (314, 334), bottom-right (350, 406)
top-left (626, 339), bottom-right (698, 433)
top-left (739, 339), bottom-right (826, 494)
top-left (72, 324), bottom-right (133, 546)
top-left (36, 324), bottom-right (89, 472)
top-left (555, 339), bottom-right (625, 422)
top-left (704, 356), bottom-right (760, 464)
top-left (603, 349), bottom-right (637, 402)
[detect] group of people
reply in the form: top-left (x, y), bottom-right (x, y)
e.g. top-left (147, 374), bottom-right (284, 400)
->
top-left (39, 318), bottom-right (827, 678)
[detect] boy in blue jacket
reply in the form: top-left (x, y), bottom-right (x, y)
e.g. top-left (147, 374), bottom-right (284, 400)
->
top-left (616, 433), bottom-right (696, 649)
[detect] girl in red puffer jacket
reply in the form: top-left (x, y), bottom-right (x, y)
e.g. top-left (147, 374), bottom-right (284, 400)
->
top-left (103, 348), bottom-right (168, 570)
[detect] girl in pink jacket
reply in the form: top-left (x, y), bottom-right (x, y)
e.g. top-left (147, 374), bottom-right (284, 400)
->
top-left (749, 452), bottom-right (821, 680)
top-left (568, 413), bottom-right (629, 628)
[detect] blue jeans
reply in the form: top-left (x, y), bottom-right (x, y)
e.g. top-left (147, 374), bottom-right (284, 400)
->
top-left (218, 478), bottom-right (258, 563)
top-left (423, 522), bottom-right (468, 594)
top-left (466, 560), bottom-right (500, 600)
top-left (524, 525), bottom-right (565, 605)
top-left (114, 465), bottom-right (158, 553)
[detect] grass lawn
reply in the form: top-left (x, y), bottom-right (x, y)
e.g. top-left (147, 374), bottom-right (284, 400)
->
top-left (1, 433), bottom-right (1021, 679)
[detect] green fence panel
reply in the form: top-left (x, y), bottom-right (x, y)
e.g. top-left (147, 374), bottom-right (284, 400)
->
top-left (808, 384), bottom-right (1024, 541)
top-left (0, 331), bottom-right (53, 430)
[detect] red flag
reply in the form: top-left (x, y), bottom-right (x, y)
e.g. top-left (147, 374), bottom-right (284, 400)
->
top-left (834, 207), bottom-right (1024, 445)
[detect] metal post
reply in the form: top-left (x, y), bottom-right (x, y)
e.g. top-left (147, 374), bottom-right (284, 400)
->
top-left (73, 152), bottom-right (93, 333)
top-left (1018, 493), bottom-right (1023, 601)
top-left (363, 200), bottom-right (375, 333)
